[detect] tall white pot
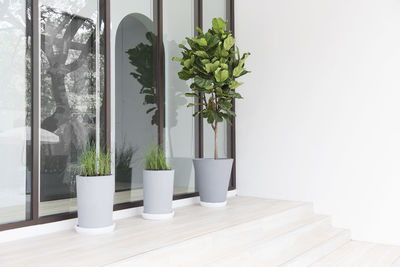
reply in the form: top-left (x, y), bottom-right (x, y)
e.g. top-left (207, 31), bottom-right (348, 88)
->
top-left (75, 175), bottom-right (115, 234)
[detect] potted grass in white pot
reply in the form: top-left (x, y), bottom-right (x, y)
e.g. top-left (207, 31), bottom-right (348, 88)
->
top-left (173, 18), bottom-right (250, 207)
top-left (75, 145), bottom-right (115, 234)
top-left (142, 146), bottom-right (175, 220)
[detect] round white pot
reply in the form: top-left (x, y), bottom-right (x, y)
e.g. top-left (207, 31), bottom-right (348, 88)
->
top-left (142, 169), bottom-right (174, 220)
top-left (75, 175), bottom-right (115, 234)
top-left (193, 158), bottom-right (233, 207)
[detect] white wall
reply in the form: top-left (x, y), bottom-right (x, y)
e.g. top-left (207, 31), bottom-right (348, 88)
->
top-left (235, 0), bottom-right (400, 245)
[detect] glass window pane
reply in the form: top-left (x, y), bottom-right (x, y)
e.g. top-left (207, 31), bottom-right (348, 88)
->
top-left (164, 0), bottom-right (196, 195)
top-left (112, 0), bottom-right (157, 204)
top-left (39, 0), bottom-right (105, 216)
top-left (203, 0), bottom-right (229, 159)
top-left (0, 0), bottom-right (32, 224)
top-left (203, 0), bottom-right (226, 30)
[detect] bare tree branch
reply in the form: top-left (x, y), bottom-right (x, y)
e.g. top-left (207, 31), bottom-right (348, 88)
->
top-left (64, 32), bottom-right (94, 72)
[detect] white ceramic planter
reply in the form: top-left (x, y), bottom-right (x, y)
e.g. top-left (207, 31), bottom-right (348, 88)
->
top-left (76, 175), bottom-right (115, 234)
top-left (142, 169), bottom-right (174, 220)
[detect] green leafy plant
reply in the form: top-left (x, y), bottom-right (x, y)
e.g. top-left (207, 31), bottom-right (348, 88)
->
top-left (145, 145), bottom-right (170, 171)
top-left (173, 17), bottom-right (250, 159)
top-left (126, 32), bottom-right (159, 126)
top-left (79, 144), bottom-right (111, 176)
top-left (116, 145), bottom-right (137, 172)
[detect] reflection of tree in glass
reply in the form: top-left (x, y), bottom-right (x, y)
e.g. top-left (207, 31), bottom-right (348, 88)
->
top-left (40, 6), bottom-right (96, 136)
top-left (126, 32), bottom-right (158, 126)
top-left (39, 6), bottom-right (99, 200)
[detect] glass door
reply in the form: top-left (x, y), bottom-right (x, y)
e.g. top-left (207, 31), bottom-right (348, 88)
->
top-left (112, 0), bottom-right (157, 204)
top-left (39, 0), bottom-right (106, 217)
top-left (164, 0), bottom-right (196, 195)
top-left (0, 0), bottom-right (33, 224)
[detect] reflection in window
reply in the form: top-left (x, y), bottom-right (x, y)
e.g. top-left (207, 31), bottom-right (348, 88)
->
top-left (114, 11), bottom-right (158, 203)
top-left (164, 0), bottom-right (196, 195)
top-left (39, 1), bottom-right (105, 216)
top-left (0, 0), bottom-right (32, 224)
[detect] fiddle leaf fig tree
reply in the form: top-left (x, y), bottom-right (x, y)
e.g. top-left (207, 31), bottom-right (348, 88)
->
top-left (173, 17), bottom-right (250, 159)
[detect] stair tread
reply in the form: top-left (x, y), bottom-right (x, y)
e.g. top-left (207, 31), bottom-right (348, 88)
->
top-left (111, 214), bottom-right (338, 266)
top-left (311, 241), bottom-right (400, 267)
top-left (205, 217), bottom-right (340, 267)
top-left (0, 197), bottom-right (309, 267)
top-left (280, 229), bottom-right (350, 267)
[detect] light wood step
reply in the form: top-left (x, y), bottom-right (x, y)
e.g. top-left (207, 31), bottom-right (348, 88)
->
top-left (280, 229), bottom-right (350, 267)
top-left (111, 212), bottom-right (344, 266)
top-left (0, 197), bottom-right (308, 267)
top-left (205, 216), bottom-right (338, 267)
top-left (311, 241), bottom-right (400, 267)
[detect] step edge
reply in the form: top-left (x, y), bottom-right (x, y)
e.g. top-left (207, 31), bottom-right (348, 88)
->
top-left (106, 202), bottom-right (315, 266)
top-left (279, 229), bottom-right (351, 267)
top-left (203, 215), bottom-right (334, 266)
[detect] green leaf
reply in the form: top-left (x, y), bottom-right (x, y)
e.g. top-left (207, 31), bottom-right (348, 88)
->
top-left (178, 44), bottom-right (188, 51)
top-left (193, 110), bottom-right (201, 117)
top-left (220, 63), bottom-right (228, 70)
top-left (205, 61), bottom-right (219, 73)
top-left (226, 109), bottom-right (237, 117)
top-left (207, 35), bottom-right (220, 49)
top-left (194, 37), bottom-right (207, 47)
top-left (233, 66), bottom-right (244, 77)
top-left (221, 113), bottom-right (232, 125)
top-left (229, 80), bottom-right (243, 89)
top-left (216, 113), bottom-right (223, 122)
top-left (221, 48), bottom-right (229, 57)
top-left (194, 51), bottom-right (209, 58)
top-left (219, 101), bottom-right (232, 110)
top-left (185, 93), bottom-right (199, 98)
top-left (223, 35), bottom-right (235, 51)
top-left (196, 26), bottom-right (204, 35)
top-left (172, 57), bottom-right (183, 62)
top-left (146, 107), bottom-right (156, 114)
top-left (144, 95), bottom-right (155, 104)
top-left (236, 69), bottom-right (251, 78)
top-left (215, 46), bottom-right (229, 58)
top-left (215, 68), bottom-right (229, 83)
top-left (212, 17), bottom-right (226, 33)
top-left (187, 103), bottom-right (203, 107)
top-left (184, 59), bottom-right (192, 68)
top-left (207, 115), bottom-right (214, 124)
top-left (201, 59), bottom-right (210, 65)
top-left (230, 92), bottom-right (243, 99)
top-left (178, 70), bottom-right (193, 80)
top-left (194, 76), bottom-right (213, 88)
top-left (242, 52), bottom-right (250, 61)
top-left (186, 37), bottom-right (196, 49)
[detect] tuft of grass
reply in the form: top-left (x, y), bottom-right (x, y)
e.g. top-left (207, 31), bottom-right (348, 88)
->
top-left (116, 145), bottom-right (137, 172)
top-left (145, 145), bottom-right (170, 171)
top-left (79, 144), bottom-right (111, 176)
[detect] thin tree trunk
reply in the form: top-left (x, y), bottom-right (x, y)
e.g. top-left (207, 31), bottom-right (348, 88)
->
top-left (214, 121), bottom-right (218, 160)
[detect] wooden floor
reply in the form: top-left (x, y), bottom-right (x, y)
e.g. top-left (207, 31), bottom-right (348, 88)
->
top-left (0, 197), bottom-right (399, 267)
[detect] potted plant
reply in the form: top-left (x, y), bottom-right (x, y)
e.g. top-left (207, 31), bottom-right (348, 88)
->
top-left (75, 145), bottom-right (115, 234)
top-left (173, 18), bottom-right (250, 207)
top-left (142, 146), bottom-right (175, 220)
top-left (115, 144), bottom-right (137, 189)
